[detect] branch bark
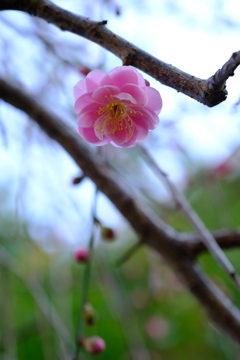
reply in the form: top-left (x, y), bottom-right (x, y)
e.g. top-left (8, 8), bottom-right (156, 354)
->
top-left (209, 51), bottom-right (240, 91)
top-left (1, 78), bottom-right (240, 343)
top-left (0, 0), bottom-right (236, 107)
top-left (180, 228), bottom-right (240, 257)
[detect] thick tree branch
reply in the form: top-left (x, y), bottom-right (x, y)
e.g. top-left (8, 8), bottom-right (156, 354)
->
top-left (1, 78), bottom-right (240, 343)
top-left (0, 0), bottom-right (233, 107)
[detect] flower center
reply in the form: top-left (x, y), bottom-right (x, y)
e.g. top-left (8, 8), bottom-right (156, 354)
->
top-left (94, 97), bottom-right (140, 140)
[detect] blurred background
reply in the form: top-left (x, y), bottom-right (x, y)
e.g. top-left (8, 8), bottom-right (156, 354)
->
top-left (1, 0), bottom-right (240, 359)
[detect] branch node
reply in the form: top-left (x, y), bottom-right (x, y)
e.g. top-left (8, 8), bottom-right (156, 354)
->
top-left (123, 49), bottom-right (137, 66)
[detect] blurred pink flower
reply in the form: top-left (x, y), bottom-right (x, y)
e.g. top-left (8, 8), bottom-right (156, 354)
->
top-left (211, 159), bottom-right (231, 179)
top-left (73, 249), bottom-right (89, 263)
top-left (73, 66), bottom-right (162, 147)
top-left (84, 336), bottom-right (106, 354)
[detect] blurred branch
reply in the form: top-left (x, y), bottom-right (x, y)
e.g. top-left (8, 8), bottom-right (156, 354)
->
top-left (180, 228), bottom-right (240, 257)
top-left (0, 247), bottom-right (73, 357)
top-left (138, 144), bottom-right (240, 289)
top-left (0, 0), bottom-right (234, 107)
top-left (1, 78), bottom-right (240, 344)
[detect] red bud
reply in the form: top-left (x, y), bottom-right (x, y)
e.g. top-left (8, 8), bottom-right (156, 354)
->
top-left (72, 176), bottom-right (84, 185)
top-left (74, 249), bottom-right (89, 263)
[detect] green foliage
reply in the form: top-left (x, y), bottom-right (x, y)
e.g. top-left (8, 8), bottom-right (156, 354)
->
top-left (0, 244), bottom-right (239, 359)
top-left (1, 174), bottom-right (240, 359)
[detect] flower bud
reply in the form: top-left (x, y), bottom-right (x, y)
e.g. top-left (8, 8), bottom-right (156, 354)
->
top-left (79, 66), bottom-right (91, 76)
top-left (83, 302), bottom-right (96, 326)
top-left (101, 226), bottom-right (116, 241)
top-left (74, 249), bottom-right (89, 263)
top-left (84, 336), bottom-right (106, 354)
top-left (72, 175), bottom-right (84, 185)
top-left (115, 6), bottom-right (121, 16)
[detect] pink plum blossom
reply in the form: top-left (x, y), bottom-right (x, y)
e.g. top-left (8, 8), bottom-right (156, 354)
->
top-left (73, 66), bottom-right (162, 148)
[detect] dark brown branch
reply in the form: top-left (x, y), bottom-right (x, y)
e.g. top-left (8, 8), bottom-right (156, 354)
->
top-left (1, 78), bottom-right (240, 343)
top-left (180, 228), bottom-right (240, 258)
top-left (0, 0), bottom-right (229, 107)
top-left (209, 51), bottom-right (240, 91)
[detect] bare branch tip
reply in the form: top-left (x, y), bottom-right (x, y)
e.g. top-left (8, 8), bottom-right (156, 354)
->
top-left (98, 20), bottom-right (108, 25)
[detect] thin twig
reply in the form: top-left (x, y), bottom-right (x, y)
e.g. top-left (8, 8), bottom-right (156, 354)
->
top-left (73, 187), bottom-right (98, 360)
top-left (138, 144), bottom-right (240, 290)
top-left (116, 242), bottom-right (142, 267)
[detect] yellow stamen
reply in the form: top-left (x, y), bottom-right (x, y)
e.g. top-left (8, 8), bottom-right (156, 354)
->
top-left (93, 98), bottom-right (142, 141)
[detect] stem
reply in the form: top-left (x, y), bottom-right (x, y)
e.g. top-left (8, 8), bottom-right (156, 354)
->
top-left (73, 187), bottom-right (98, 360)
top-left (116, 242), bottom-right (142, 267)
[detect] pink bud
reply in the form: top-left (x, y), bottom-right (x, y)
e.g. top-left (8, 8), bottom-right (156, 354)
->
top-left (74, 249), bottom-right (89, 263)
top-left (78, 66), bottom-right (91, 76)
top-left (101, 226), bottom-right (116, 241)
top-left (84, 336), bottom-right (106, 354)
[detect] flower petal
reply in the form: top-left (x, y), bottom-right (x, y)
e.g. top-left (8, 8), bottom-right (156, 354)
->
top-left (145, 87), bottom-right (163, 114)
top-left (86, 69), bottom-right (106, 84)
top-left (99, 73), bottom-right (114, 86)
top-left (120, 84), bottom-right (147, 105)
top-left (73, 70), bottom-right (106, 100)
top-left (108, 66), bottom-right (146, 88)
top-left (130, 109), bottom-right (159, 130)
top-left (134, 123), bottom-right (149, 141)
top-left (77, 107), bottom-right (99, 127)
top-left (114, 92), bottom-right (137, 104)
top-left (74, 93), bottom-right (94, 113)
top-left (111, 129), bottom-right (139, 148)
top-left (78, 126), bottom-right (110, 145)
top-left (109, 128), bottom-right (130, 146)
top-left (92, 85), bottom-right (120, 103)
